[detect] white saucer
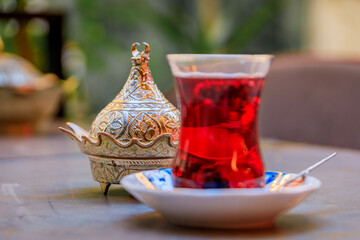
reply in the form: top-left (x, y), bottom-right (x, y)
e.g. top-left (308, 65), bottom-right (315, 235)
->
top-left (121, 169), bottom-right (321, 229)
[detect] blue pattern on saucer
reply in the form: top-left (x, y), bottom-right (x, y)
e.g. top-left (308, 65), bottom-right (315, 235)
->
top-left (142, 168), bottom-right (174, 190)
top-left (143, 168), bottom-right (282, 190)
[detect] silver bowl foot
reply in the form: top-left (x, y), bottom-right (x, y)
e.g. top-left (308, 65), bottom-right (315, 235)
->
top-left (99, 182), bottom-right (111, 195)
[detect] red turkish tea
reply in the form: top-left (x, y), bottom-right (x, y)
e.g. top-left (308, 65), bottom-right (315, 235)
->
top-left (173, 75), bottom-right (265, 188)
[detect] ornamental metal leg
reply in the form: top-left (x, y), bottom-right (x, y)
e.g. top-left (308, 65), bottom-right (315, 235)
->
top-left (99, 182), bottom-right (111, 195)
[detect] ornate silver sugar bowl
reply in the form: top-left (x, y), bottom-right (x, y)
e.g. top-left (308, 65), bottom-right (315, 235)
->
top-left (60, 42), bottom-right (180, 194)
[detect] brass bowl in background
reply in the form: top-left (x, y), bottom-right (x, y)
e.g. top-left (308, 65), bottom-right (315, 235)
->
top-left (0, 38), bottom-right (62, 134)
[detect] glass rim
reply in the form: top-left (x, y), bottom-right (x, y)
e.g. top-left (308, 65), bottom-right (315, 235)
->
top-left (167, 54), bottom-right (273, 78)
top-left (167, 54), bottom-right (273, 62)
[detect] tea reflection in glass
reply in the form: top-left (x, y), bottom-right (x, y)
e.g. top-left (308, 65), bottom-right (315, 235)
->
top-left (167, 55), bottom-right (272, 189)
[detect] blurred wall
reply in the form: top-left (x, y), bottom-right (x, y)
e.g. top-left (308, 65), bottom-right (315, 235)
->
top-left (307, 0), bottom-right (360, 57)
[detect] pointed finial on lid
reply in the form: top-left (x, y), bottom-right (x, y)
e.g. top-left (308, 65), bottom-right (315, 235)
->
top-left (142, 42), bottom-right (150, 58)
top-left (131, 42), bottom-right (140, 57)
top-left (131, 42), bottom-right (150, 64)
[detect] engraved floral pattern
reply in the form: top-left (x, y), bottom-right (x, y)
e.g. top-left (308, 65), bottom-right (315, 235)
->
top-left (88, 42), bottom-right (180, 146)
top-left (129, 113), bottom-right (160, 142)
top-left (94, 110), bottom-right (125, 138)
top-left (89, 156), bottom-right (173, 184)
top-left (160, 110), bottom-right (180, 142)
top-left (61, 43), bottom-right (179, 189)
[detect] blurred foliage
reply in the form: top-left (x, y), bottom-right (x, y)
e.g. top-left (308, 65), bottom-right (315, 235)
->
top-left (74, 0), bottom-right (286, 60)
top-left (1, 0), bottom-right (304, 117)
top-left (69, 0), bottom-right (291, 115)
top-left (0, 19), bottom-right (49, 72)
top-left (0, 0), bottom-right (50, 73)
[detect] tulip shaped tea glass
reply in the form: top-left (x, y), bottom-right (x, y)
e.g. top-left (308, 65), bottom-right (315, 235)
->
top-left (167, 54), bottom-right (273, 189)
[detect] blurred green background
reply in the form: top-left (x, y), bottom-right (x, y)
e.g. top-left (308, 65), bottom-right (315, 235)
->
top-left (0, 0), bottom-right (306, 117)
top-left (0, 0), bottom-right (320, 118)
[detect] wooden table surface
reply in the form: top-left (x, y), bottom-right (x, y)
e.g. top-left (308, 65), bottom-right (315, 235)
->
top-left (0, 134), bottom-right (359, 240)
